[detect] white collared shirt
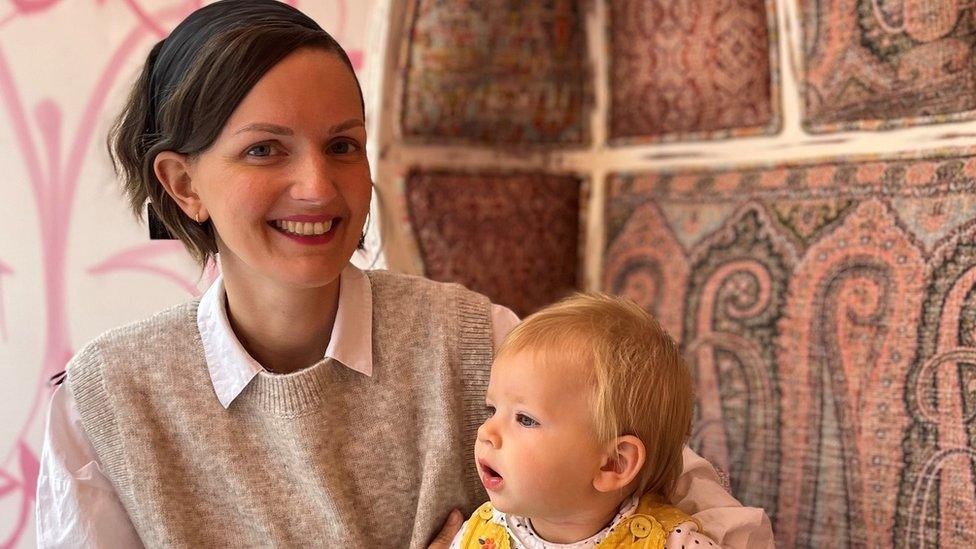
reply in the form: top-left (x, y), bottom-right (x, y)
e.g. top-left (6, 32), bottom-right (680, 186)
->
top-left (199, 264), bottom-right (379, 408)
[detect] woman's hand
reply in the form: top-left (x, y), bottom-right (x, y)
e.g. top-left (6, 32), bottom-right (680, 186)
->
top-left (427, 509), bottom-right (463, 549)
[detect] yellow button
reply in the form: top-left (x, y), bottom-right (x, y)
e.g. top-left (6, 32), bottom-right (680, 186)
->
top-left (478, 505), bottom-right (494, 520)
top-left (630, 516), bottom-right (653, 538)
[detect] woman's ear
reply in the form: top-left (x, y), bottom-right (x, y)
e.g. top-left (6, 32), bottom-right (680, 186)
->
top-left (154, 151), bottom-right (207, 221)
top-left (593, 435), bottom-right (646, 493)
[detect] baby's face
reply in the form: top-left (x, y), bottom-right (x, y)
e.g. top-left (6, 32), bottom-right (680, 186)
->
top-left (475, 348), bottom-right (606, 518)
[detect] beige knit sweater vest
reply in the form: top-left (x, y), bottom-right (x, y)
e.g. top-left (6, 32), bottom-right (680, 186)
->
top-left (68, 270), bottom-right (493, 548)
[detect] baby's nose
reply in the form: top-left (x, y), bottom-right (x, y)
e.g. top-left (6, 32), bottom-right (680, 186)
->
top-left (477, 422), bottom-right (501, 448)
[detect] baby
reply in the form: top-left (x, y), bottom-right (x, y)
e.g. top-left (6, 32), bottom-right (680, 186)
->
top-left (451, 293), bottom-right (716, 548)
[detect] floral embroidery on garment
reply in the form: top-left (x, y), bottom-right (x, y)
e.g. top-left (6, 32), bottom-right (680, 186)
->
top-left (454, 494), bottom-right (708, 548)
top-left (458, 503), bottom-right (513, 549)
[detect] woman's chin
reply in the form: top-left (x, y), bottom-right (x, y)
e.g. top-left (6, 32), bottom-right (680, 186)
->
top-left (248, 258), bottom-right (344, 290)
top-left (261, 249), bottom-right (354, 283)
top-left (277, 271), bottom-right (343, 290)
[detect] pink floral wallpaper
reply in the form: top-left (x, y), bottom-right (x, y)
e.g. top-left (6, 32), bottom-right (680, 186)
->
top-left (0, 2), bottom-right (371, 546)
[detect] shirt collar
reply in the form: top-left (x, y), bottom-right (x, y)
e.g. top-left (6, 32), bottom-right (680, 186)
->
top-left (197, 263), bottom-right (373, 408)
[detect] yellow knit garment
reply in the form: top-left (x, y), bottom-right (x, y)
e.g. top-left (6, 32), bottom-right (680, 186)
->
top-left (458, 492), bottom-right (700, 548)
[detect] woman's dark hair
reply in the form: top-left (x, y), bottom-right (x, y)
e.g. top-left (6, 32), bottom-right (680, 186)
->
top-left (109, 0), bottom-right (364, 266)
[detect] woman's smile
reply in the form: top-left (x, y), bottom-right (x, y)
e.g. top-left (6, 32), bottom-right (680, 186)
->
top-left (269, 214), bottom-right (342, 245)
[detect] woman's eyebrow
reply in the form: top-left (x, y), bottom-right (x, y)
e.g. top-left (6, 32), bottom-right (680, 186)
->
top-left (233, 123), bottom-right (293, 136)
top-left (232, 119), bottom-right (364, 136)
top-left (328, 118), bottom-right (365, 135)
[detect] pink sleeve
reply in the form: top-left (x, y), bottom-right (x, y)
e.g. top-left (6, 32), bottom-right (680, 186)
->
top-left (671, 447), bottom-right (774, 548)
top-left (490, 304), bottom-right (520, 353)
top-left (35, 383), bottom-right (143, 548)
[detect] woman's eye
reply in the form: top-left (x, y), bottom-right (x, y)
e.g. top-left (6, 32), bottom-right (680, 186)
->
top-left (516, 414), bottom-right (538, 428)
top-left (246, 144), bottom-right (274, 157)
top-left (329, 140), bottom-right (359, 155)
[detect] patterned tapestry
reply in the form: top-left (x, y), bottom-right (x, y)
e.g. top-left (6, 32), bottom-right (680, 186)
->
top-left (400, 0), bottom-right (589, 145)
top-left (406, 170), bottom-right (581, 318)
top-left (801, 0), bottom-right (976, 132)
top-left (603, 150), bottom-right (976, 547)
top-left (607, 0), bottom-right (778, 142)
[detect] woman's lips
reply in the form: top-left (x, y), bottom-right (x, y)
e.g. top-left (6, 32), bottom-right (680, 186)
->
top-left (478, 459), bottom-right (504, 491)
top-left (268, 217), bottom-right (341, 245)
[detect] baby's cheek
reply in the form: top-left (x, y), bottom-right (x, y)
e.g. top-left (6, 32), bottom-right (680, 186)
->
top-left (532, 444), bottom-right (593, 495)
top-left (511, 449), bottom-right (559, 499)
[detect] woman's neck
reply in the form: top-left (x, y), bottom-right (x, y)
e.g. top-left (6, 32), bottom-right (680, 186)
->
top-left (528, 494), bottom-right (627, 545)
top-left (221, 267), bottom-right (341, 375)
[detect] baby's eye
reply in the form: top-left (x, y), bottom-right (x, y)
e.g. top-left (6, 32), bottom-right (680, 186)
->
top-left (516, 413), bottom-right (538, 428)
top-left (485, 405), bottom-right (496, 416)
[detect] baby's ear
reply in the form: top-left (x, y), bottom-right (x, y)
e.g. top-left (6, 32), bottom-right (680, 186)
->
top-left (593, 435), bottom-right (646, 493)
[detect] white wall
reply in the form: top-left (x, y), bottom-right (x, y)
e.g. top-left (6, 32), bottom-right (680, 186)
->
top-left (0, 1), bottom-right (378, 545)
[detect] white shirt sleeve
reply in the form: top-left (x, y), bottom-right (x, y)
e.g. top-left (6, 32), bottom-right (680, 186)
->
top-left (490, 304), bottom-right (520, 353)
top-left (35, 383), bottom-right (142, 548)
top-left (672, 446), bottom-right (774, 548)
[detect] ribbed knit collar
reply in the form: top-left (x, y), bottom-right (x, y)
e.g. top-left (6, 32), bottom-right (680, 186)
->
top-left (196, 263), bottom-right (373, 408)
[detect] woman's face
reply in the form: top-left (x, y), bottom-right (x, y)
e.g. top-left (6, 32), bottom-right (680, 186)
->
top-left (187, 48), bottom-right (370, 289)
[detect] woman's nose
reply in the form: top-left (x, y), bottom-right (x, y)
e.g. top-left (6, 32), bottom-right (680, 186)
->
top-left (291, 153), bottom-right (339, 203)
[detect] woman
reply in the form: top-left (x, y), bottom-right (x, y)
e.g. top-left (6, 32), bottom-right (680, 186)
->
top-left (35, 1), bottom-right (773, 547)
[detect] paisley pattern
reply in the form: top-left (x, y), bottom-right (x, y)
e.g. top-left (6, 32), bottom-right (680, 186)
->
top-left (603, 149), bottom-right (976, 547)
top-left (802, 0), bottom-right (976, 131)
top-left (684, 205), bottom-right (794, 522)
top-left (896, 221), bottom-right (976, 548)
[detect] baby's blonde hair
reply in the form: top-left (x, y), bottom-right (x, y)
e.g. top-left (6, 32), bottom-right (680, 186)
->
top-left (497, 292), bottom-right (693, 499)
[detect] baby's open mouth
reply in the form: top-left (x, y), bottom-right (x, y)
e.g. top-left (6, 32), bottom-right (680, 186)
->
top-left (478, 460), bottom-right (504, 490)
top-left (482, 463), bottom-right (502, 479)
